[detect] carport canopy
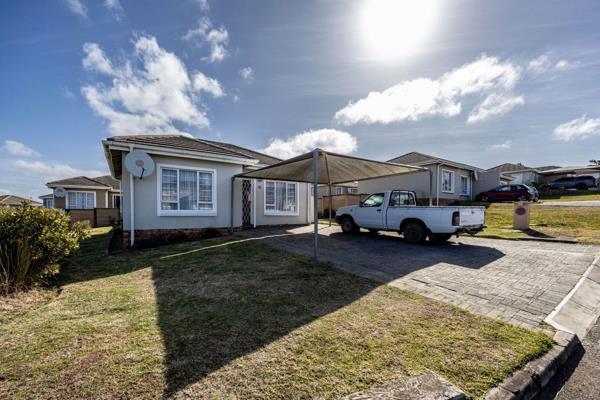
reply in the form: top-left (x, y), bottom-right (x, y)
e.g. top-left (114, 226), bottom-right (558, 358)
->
top-left (234, 149), bottom-right (429, 259)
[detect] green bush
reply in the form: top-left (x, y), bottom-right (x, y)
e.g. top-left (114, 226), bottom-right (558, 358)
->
top-left (0, 204), bottom-right (90, 294)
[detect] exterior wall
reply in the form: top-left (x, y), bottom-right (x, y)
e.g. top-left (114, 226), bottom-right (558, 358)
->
top-left (253, 179), bottom-right (312, 226)
top-left (473, 171), bottom-right (502, 196)
top-left (122, 153), bottom-right (244, 231)
top-left (357, 164), bottom-right (475, 204)
top-left (67, 208), bottom-right (120, 227)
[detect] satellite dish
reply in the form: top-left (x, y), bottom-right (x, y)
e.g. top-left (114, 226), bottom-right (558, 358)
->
top-left (54, 187), bottom-right (66, 198)
top-left (124, 151), bottom-right (155, 179)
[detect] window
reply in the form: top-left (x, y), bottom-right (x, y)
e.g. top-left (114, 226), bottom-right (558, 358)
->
top-left (335, 187), bottom-right (344, 195)
top-left (348, 187), bottom-right (358, 194)
top-left (441, 170), bottom-right (454, 193)
top-left (497, 185), bottom-right (511, 192)
top-left (265, 180), bottom-right (298, 215)
top-left (389, 191), bottom-right (415, 206)
top-left (158, 165), bottom-right (216, 215)
top-left (361, 193), bottom-right (384, 207)
top-left (43, 198), bottom-right (54, 209)
top-left (112, 194), bottom-right (121, 209)
top-left (460, 175), bottom-right (470, 195)
top-left (67, 191), bottom-right (95, 209)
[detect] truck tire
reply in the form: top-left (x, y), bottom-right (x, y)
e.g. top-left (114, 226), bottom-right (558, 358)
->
top-left (403, 222), bottom-right (427, 244)
top-left (431, 233), bottom-right (452, 244)
top-left (340, 216), bottom-right (359, 233)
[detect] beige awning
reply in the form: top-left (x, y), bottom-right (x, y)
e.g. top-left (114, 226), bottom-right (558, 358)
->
top-left (237, 149), bottom-right (426, 184)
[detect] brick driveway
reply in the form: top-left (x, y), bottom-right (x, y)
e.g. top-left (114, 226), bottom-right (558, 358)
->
top-left (238, 225), bottom-right (599, 329)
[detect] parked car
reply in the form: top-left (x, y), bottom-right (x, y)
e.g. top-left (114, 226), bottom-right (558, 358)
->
top-left (475, 184), bottom-right (538, 203)
top-left (549, 176), bottom-right (597, 191)
top-left (335, 190), bottom-right (485, 244)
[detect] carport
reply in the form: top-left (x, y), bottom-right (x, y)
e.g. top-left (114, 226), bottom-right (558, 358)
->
top-left (232, 149), bottom-right (429, 259)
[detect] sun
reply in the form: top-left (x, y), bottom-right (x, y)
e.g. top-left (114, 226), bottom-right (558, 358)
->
top-left (359, 0), bottom-right (439, 60)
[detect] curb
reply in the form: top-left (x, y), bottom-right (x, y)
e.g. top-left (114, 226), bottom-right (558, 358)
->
top-left (475, 235), bottom-right (578, 244)
top-left (484, 330), bottom-right (581, 400)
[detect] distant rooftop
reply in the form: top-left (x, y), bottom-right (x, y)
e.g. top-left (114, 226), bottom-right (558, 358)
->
top-left (388, 151), bottom-right (484, 172)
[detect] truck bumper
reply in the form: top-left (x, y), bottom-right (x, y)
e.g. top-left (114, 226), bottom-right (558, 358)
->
top-left (455, 225), bottom-right (485, 235)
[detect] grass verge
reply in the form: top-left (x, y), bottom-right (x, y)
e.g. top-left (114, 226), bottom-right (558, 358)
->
top-left (0, 228), bottom-right (552, 399)
top-left (477, 203), bottom-right (600, 244)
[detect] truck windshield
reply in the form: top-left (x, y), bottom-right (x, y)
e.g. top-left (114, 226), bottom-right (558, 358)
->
top-left (362, 193), bottom-right (384, 207)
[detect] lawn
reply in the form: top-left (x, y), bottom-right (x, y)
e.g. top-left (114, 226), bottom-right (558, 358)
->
top-left (478, 203), bottom-right (600, 244)
top-left (0, 228), bottom-right (552, 399)
top-left (541, 191), bottom-right (600, 202)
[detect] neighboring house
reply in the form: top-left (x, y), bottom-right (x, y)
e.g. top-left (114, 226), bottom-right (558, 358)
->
top-left (0, 194), bottom-right (42, 208)
top-left (539, 165), bottom-right (600, 183)
top-left (45, 175), bottom-right (121, 210)
top-left (487, 163), bottom-right (560, 185)
top-left (101, 135), bottom-right (313, 247)
top-left (316, 183), bottom-right (358, 197)
top-left (358, 152), bottom-right (505, 205)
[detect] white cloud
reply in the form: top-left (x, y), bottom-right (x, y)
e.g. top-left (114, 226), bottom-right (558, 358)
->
top-left (2, 140), bottom-right (40, 157)
top-left (81, 36), bottom-right (224, 136)
top-left (334, 55), bottom-right (523, 125)
top-left (554, 115), bottom-right (600, 141)
top-left (555, 59), bottom-right (572, 70)
top-left (182, 17), bottom-right (229, 63)
top-left (527, 54), bottom-right (551, 74)
top-left (104, 0), bottom-right (124, 20)
top-left (239, 67), bottom-right (254, 82)
top-left (489, 140), bottom-right (512, 150)
top-left (262, 129), bottom-right (358, 159)
top-left (192, 72), bottom-right (224, 97)
top-left (468, 93), bottom-right (524, 124)
top-left (193, 0), bottom-right (210, 11)
top-left (64, 0), bottom-right (87, 18)
top-left (13, 160), bottom-right (105, 182)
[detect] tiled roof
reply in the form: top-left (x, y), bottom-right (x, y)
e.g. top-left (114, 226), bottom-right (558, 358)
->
top-left (47, 176), bottom-right (110, 188)
top-left (91, 175), bottom-right (121, 190)
top-left (0, 194), bottom-right (41, 206)
top-left (487, 163), bottom-right (532, 172)
top-left (106, 135), bottom-right (260, 161)
top-left (200, 139), bottom-right (281, 165)
top-left (388, 151), bottom-right (483, 172)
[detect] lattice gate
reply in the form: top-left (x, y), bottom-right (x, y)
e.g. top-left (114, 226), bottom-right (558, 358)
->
top-left (242, 179), bottom-right (252, 228)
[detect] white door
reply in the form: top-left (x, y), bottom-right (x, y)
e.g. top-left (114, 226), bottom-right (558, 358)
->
top-left (354, 193), bottom-right (385, 229)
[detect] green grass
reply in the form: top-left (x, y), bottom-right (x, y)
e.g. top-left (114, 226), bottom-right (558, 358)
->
top-left (0, 228), bottom-right (553, 399)
top-left (541, 191), bottom-right (600, 202)
top-left (477, 203), bottom-right (600, 244)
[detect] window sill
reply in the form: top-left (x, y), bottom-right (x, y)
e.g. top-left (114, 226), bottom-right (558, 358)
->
top-left (158, 210), bottom-right (217, 217)
top-left (264, 211), bottom-right (300, 217)
top-left (441, 190), bottom-right (454, 194)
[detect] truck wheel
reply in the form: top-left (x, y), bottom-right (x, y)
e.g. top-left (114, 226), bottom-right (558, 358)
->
top-left (517, 195), bottom-right (527, 201)
top-left (481, 195), bottom-right (490, 202)
top-left (340, 217), bottom-right (358, 233)
top-left (431, 233), bottom-right (452, 244)
top-left (403, 222), bottom-right (426, 244)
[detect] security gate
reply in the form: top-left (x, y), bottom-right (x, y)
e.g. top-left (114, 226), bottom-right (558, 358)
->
top-left (242, 179), bottom-right (252, 228)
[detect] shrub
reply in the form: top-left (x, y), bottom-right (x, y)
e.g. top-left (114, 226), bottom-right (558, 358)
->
top-left (0, 204), bottom-right (90, 294)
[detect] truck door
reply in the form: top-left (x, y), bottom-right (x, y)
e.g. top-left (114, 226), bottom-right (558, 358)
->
top-left (386, 191), bottom-right (416, 229)
top-left (354, 193), bottom-right (385, 229)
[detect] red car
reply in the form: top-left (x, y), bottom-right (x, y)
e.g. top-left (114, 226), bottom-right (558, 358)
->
top-left (476, 184), bottom-right (538, 203)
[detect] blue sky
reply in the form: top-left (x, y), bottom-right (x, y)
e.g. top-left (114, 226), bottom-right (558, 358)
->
top-left (1, 0), bottom-right (600, 198)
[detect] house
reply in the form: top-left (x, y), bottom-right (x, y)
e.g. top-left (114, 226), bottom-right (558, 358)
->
top-left (358, 152), bottom-right (510, 205)
top-left (44, 175), bottom-right (121, 210)
top-left (539, 165), bottom-right (600, 183)
top-left (0, 194), bottom-right (42, 208)
top-left (316, 183), bottom-right (359, 197)
top-left (486, 163), bottom-right (559, 185)
top-left (101, 135), bottom-right (313, 247)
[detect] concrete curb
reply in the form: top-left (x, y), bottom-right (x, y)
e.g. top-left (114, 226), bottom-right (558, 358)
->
top-left (484, 330), bottom-right (581, 400)
top-left (475, 235), bottom-right (578, 244)
top-left (545, 255), bottom-right (600, 337)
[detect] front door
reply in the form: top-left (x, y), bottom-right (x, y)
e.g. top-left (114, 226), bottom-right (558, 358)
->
top-left (354, 193), bottom-right (385, 229)
top-left (242, 179), bottom-right (252, 228)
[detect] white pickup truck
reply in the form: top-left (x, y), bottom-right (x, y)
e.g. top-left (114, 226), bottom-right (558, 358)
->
top-left (334, 190), bottom-right (485, 244)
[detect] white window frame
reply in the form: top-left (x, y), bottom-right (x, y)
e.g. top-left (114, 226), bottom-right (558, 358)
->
top-left (264, 180), bottom-right (299, 216)
top-left (441, 169), bottom-right (454, 193)
top-left (156, 163), bottom-right (217, 217)
top-left (43, 198), bottom-right (54, 209)
top-left (112, 194), bottom-right (121, 208)
top-left (66, 190), bottom-right (96, 209)
top-left (335, 187), bottom-right (344, 195)
top-left (460, 175), bottom-right (470, 196)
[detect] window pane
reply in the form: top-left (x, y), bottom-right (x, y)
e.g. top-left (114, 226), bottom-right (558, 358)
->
top-left (276, 182), bottom-right (286, 211)
top-left (363, 193), bottom-right (384, 207)
top-left (265, 181), bottom-right (275, 210)
top-left (287, 183), bottom-right (297, 212)
top-left (198, 172), bottom-right (213, 209)
top-left (161, 169), bottom-right (177, 206)
top-left (86, 193), bottom-right (95, 208)
top-left (179, 170), bottom-right (198, 210)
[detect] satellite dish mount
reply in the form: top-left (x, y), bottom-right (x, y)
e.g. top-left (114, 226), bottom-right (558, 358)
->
top-left (124, 151), bottom-right (155, 180)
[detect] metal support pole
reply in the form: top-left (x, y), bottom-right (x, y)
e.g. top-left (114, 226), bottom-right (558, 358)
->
top-left (428, 168), bottom-right (433, 206)
top-left (328, 186), bottom-right (332, 226)
top-left (312, 149), bottom-right (319, 260)
top-left (230, 177), bottom-right (235, 233)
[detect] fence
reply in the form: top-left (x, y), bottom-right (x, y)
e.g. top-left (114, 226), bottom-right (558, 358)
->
top-left (318, 194), bottom-right (368, 216)
top-left (66, 208), bottom-right (120, 227)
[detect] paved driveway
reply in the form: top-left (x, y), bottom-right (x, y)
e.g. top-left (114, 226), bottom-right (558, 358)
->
top-left (238, 225), bottom-right (599, 329)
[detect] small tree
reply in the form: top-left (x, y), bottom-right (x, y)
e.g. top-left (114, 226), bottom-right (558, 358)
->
top-left (0, 203), bottom-right (90, 294)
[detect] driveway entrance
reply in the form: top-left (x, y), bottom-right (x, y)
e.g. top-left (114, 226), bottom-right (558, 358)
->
top-left (238, 225), bottom-right (599, 329)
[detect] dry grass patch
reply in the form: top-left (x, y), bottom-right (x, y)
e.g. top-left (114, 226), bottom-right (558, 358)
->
top-left (1, 228), bottom-right (552, 399)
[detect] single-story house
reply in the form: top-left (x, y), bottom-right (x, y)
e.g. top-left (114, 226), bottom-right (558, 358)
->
top-left (102, 135), bottom-right (313, 247)
top-left (316, 183), bottom-right (358, 197)
top-left (358, 152), bottom-right (510, 205)
top-left (0, 194), bottom-right (42, 208)
top-left (486, 163), bottom-right (560, 185)
top-left (43, 175), bottom-right (121, 210)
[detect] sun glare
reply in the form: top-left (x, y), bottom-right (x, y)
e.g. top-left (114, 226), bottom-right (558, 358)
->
top-left (359, 0), bottom-right (439, 60)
